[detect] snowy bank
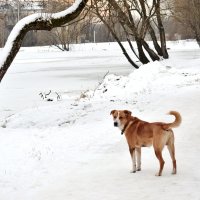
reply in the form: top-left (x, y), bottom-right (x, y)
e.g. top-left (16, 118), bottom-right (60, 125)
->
top-left (2, 60), bottom-right (200, 129)
top-left (88, 61), bottom-right (200, 102)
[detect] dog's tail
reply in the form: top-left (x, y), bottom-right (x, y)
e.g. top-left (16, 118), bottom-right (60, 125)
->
top-left (163, 111), bottom-right (182, 129)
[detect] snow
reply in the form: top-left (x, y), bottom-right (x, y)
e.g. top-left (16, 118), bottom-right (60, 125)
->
top-left (0, 0), bottom-right (85, 68)
top-left (52, 0), bottom-right (84, 19)
top-left (88, 60), bottom-right (200, 101)
top-left (0, 41), bottom-right (200, 200)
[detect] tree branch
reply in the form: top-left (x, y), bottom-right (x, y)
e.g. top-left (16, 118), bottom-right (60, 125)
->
top-left (0, 0), bottom-right (88, 82)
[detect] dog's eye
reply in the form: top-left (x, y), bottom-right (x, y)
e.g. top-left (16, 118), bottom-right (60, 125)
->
top-left (119, 117), bottom-right (123, 120)
top-left (114, 116), bottom-right (117, 119)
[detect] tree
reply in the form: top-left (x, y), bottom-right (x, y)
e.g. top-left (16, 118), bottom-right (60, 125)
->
top-left (107, 0), bottom-right (157, 64)
top-left (92, 0), bottom-right (169, 67)
top-left (0, 0), bottom-right (48, 47)
top-left (47, 4), bottom-right (93, 50)
top-left (45, 0), bottom-right (79, 51)
top-left (173, 0), bottom-right (200, 47)
top-left (0, 0), bottom-right (88, 82)
top-left (153, 0), bottom-right (169, 58)
top-left (92, 0), bottom-right (139, 69)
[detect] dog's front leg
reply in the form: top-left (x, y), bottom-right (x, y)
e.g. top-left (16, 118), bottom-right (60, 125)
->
top-left (129, 147), bottom-right (136, 173)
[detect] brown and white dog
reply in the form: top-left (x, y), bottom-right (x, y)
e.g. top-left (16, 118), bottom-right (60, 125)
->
top-left (110, 110), bottom-right (182, 176)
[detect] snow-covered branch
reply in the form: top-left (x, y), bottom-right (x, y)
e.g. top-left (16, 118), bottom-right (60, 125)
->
top-left (0, 0), bottom-right (88, 82)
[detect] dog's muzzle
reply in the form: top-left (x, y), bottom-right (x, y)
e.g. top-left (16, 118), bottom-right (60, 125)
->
top-left (114, 122), bottom-right (118, 127)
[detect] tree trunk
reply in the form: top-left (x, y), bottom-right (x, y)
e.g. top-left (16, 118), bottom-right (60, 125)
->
top-left (141, 40), bottom-right (160, 61)
top-left (94, 4), bottom-right (139, 69)
top-left (155, 0), bottom-right (169, 59)
top-left (0, 0), bottom-right (88, 82)
top-left (108, 0), bottom-right (159, 64)
top-left (148, 25), bottom-right (163, 56)
top-left (136, 39), bottom-right (149, 64)
top-left (159, 27), bottom-right (169, 58)
top-left (138, 0), bottom-right (162, 58)
top-left (120, 22), bottom-right (140, 60)
top-left (118, 41), bottom-right (139, 69)
top-left (126, 37), bottom-right (140, 60)
top-left (110, 33), bottom-right (139, 68)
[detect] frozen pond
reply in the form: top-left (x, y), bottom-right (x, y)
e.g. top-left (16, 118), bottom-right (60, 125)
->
top-left (0, 46), bottom-right (134, 117)
top-left (0, 41), bottom-right (199, 118)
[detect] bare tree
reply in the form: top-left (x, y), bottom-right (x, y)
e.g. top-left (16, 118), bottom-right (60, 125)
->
top-left (93, 0), bottom-right (163, 64)
top-left (173, 0), bottom-right (200, 47)
top-left (0, 0), bottom-right (49, 47)
top-left (92, 0), bottom-right (139, 68)
top-left (153, 0), bottom-right (169, 58)
top-left (137, 0), bottom-right (163, 56)
top-left (49, 26), bottom-right (71, 51)
top-left (50, 8), bottom-right (93, 50)
top-left (40, 0), bottom-right (96, 50)
top-left (45, 0), bottom-right (77, 50)
top-left (91, 0), bottom-right (170, 65)
top-left (0, 0), bottom-right (88, 82)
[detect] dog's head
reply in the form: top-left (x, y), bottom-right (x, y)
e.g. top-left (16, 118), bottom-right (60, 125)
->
top-left (110, 110), bottom-right (132, 129)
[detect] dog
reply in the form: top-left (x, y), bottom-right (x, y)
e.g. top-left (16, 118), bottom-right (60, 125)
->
top-left (110, 110), bottom-right (182, 176)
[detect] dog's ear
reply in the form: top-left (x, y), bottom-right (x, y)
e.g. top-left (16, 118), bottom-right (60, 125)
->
top-left (124, 110), bottom-right (132, 116)
top-left (110, 110), bottom-right (116, 115)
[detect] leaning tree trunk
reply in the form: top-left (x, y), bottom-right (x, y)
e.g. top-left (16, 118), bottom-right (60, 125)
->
top-left (158, 22), bottom-right (169, 59)
top-left (108, 0), bottom-right (146, 66)
top-left (120, 22), bottom-right (140, 60)
top-left (0, 0), bottom-right (88, 82)
top-left (141, 40), bottom-right (160, 61)
top-left (148, 25), bottom-right (163, 56)
top-left (111, 31), bottom-right (139, 69)
top-left (108, 28), bottom-right (139, 68)
top-left (94, 4), bottom-right (139, 69)
top-left (155, 0), bottom-right (169, 59)
top-left (126, 37), bottom-right (140, 60)
top-left (135, 38), bottom-right (149, 64)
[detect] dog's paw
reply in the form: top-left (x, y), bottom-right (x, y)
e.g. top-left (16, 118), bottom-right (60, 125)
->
top-left (171, 170), bottom-right (177, 175)
top-left (137, 167), bottom-right (141, 171)
top-left (155, 172), bottom-right (161, 176)
top-left (130, 170), bottom-right (136, 173)
top-left (155, 173), bottom-right (162, 176)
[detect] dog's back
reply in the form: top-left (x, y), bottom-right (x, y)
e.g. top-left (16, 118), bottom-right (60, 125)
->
top-left (125, 111), bottom-right (181, 148)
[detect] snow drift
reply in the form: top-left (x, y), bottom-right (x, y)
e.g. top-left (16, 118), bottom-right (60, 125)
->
top-left (88, 61), bottom-right (200, 101)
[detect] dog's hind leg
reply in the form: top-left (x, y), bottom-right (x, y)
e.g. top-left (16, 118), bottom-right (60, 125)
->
top-left (154, 150), bottom-right (165, 176)
top-left (167, 134), bottom-right (177, 174)
top-left (136, 147), bottom-right (141, 171)
top-left (129, 147), bottom-right (136, 173)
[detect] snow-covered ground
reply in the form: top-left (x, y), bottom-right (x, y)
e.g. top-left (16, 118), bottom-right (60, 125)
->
top-left (0, 40), bottom-right (200, 200)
